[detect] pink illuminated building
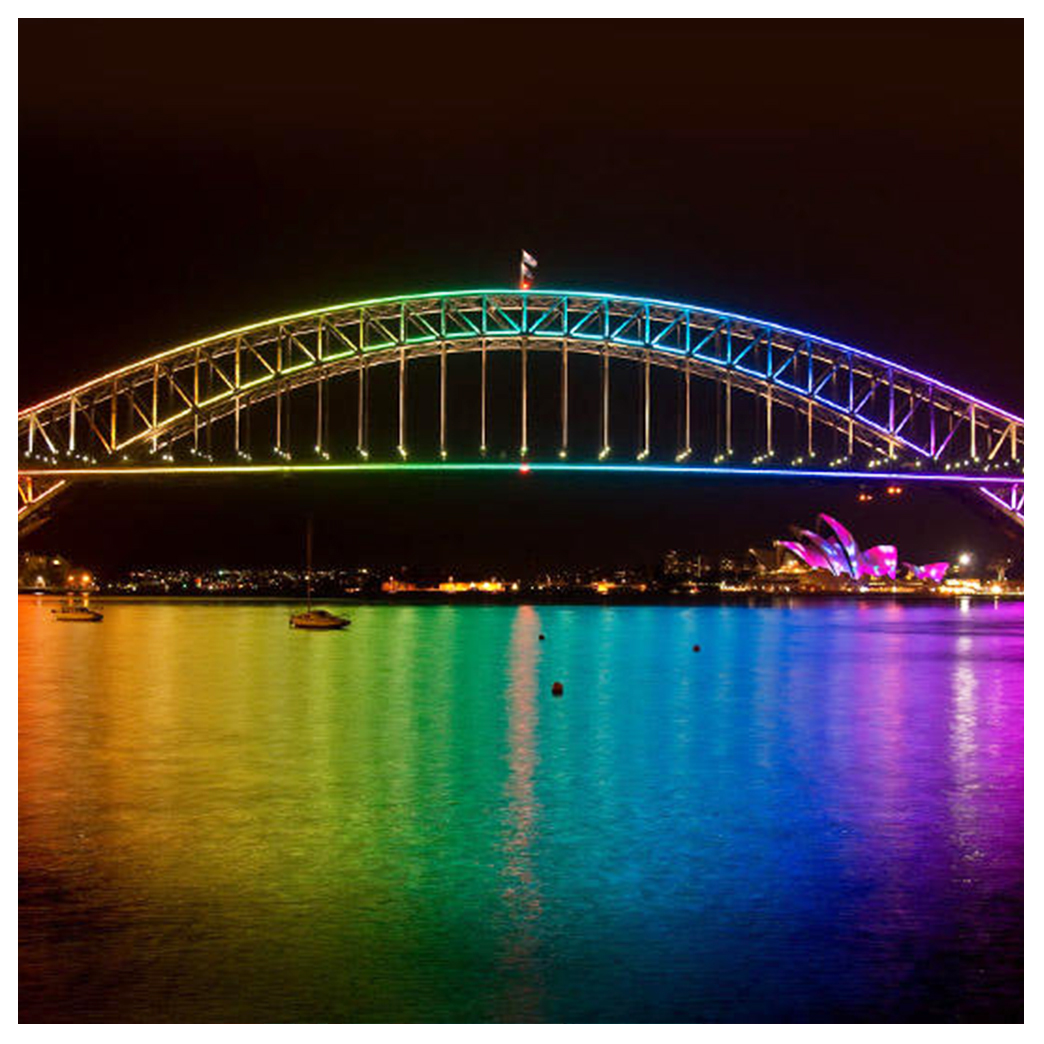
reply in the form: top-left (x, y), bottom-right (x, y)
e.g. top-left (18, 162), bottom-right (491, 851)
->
top-left (774, 514), bottom-right (948, 585)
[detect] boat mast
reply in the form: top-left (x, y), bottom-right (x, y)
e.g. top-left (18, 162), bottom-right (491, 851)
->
top-left (306, 516), bottom-right (313, 611)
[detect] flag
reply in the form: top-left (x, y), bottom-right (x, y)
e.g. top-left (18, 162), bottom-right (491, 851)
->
top-left (520, 249), bottom-right (537, 290)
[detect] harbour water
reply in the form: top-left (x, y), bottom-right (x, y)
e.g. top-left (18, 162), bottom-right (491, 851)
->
top-left (19, 597), bottom-right (1023, 1022)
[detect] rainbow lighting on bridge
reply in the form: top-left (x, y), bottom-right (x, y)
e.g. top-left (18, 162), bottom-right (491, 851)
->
top-left (17, 289), bottom-right (1024, 531)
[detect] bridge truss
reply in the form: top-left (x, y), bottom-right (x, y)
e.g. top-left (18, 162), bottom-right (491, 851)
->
top-left (18, 290), bottom-right (1024, 529)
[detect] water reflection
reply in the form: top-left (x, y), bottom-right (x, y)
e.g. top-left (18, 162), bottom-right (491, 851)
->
top-left (498, 605), bottom-right (544, 1021)
top-left (950, 635), bottom-right (980, 849)
top-left (19, 597), bottom-right (1023, 1022)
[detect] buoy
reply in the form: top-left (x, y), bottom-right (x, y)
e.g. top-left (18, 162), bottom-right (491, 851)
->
top-left (539, 633), bottom-right (546, 641)
top-left (692, 644), bottom-right (701, 652)
top-left (551, 681), bottom-right (564, 696)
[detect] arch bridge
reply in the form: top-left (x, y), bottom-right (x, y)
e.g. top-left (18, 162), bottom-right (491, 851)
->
top-left (18, 289), bottom-right (1024, 532)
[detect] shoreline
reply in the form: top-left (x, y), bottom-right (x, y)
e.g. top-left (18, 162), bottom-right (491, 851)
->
top-left (18, 590), bottom-right (1024, 606)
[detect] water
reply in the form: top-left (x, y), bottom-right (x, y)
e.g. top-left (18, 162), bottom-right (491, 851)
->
top-left (19, 597), bottom-right (1023, 1022)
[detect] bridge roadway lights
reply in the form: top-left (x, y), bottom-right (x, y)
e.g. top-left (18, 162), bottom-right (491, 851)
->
top-left (14, 461), bottom-right (1024, 488)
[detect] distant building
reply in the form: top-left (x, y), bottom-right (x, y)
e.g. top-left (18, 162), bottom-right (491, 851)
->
top-left (744, 513), bottom-right (951, 593)
top-left (662, 550), bottom-right (705, 582)
top-left (18, 552), bottom-right (91, 592)
top-left (749, 546), bottom-right (786, 574)
top-left (381, 576), bottom-right (513, 594)
top-left (438, 579), bottom-right (506, 593)
top-left (747, 543), bottom-right (849, 593)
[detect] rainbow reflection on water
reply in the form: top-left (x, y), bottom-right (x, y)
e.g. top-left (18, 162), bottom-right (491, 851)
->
top-left (19, 598), bottom-right (1023, 1022)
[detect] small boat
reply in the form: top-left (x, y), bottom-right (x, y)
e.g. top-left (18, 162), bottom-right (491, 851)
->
top-left (290, 608), bottom-right (350, 630)
top-left (52, 603), bottom-right (103, 622)
top-left (289, 518), bottom-right (350, 631)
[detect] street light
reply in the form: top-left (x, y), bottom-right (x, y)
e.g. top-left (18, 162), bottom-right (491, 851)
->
top-left (958, 552), bottom-right (972, 567)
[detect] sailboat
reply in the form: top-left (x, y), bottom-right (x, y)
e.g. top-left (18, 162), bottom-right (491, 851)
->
top-left (289, 518), bottom-right (350, 630)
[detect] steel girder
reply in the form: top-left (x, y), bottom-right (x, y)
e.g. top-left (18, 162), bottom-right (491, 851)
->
top-left (17, 290), bottom-right (1025, 528)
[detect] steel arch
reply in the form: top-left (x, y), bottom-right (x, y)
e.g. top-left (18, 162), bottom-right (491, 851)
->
top-left (18, 289), bottom-right (1024, 528)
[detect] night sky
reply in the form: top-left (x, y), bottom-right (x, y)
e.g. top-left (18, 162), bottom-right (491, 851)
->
top-left (19, 20), bottom-right (1023, 575)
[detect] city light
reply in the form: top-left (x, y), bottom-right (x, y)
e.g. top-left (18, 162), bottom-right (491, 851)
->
top-left (34, 556), bottom-right (1020, 601)
top-left (438, 580), bottom-right (505, 594)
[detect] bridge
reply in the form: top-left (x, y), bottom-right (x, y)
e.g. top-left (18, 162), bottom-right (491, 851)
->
top-left (18, 289), bottom-right (1024, 533)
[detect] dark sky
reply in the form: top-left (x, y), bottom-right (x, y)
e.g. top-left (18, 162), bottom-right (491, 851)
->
top-left (19, 20), bottom-right (1023, 574)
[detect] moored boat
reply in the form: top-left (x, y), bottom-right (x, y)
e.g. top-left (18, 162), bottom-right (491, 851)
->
top-left (52, 604), bottom-right (103, 622)
top-left (290, 608), bottom-right (350, 630)
top-left (289, 517), bottom-right (350, 631)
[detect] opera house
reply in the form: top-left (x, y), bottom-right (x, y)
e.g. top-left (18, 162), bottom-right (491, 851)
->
top-left (749, 514), bottom-right (949, 592)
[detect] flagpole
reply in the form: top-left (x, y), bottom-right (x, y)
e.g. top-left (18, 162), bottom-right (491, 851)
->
top-left (520, 249), bottom-right (536, 291)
